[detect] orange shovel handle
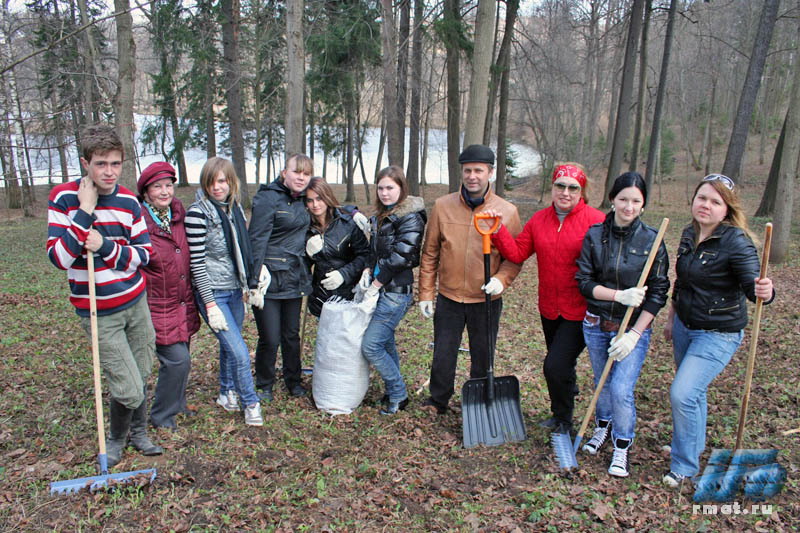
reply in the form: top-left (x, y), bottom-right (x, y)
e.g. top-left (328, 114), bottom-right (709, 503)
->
top-left (473, 213), bottom-right (500, 254)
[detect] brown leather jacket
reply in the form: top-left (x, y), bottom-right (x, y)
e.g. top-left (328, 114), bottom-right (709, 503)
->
top-left (419, 187), bottom-right (522, 304)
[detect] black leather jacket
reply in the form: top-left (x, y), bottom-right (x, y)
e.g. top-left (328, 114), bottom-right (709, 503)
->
top-left (370, 196), bottom-right (427, 290)
top-left (307, 208), bottom-right (370, 316)
top-left (248, 178), bottom-right (312, 299)
top-left (673, 223), bottom-right (772, 332)
top-left (576, 213), bottom-right (670, 325)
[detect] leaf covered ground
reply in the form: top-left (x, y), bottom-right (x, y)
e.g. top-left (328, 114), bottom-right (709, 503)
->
top-left (0, 178), bottom-right (797, 532)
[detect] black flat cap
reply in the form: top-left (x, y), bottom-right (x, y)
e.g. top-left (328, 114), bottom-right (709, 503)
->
top-left (458, 144), bottom-right (495, 166)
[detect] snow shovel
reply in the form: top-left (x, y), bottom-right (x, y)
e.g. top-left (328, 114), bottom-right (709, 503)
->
top-left (462, 214), bottom-right (526, 449)
top-left (694, 224), bottom-right (783, 501)
top-left (50, 251), bottom-right (156, 494)
top-left (553, 217), bottom-right (669, 469)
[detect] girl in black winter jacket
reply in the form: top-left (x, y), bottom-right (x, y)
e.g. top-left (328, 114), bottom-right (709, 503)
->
top-left (359, 166), bottom-right (427, 415)
top-left (248, 154), bottom-right (313, 400)
top-left (304, 177), bottom-right (370, 317)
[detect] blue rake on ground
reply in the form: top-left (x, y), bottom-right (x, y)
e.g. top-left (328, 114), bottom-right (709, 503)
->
top-left (50, 251), bottom-right (156, 494)
top-left (552, 218), bottom-right (669, 470)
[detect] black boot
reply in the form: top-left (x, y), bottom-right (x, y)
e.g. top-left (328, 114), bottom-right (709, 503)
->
top-left (107, 400), bottom-right (133, 468)
top-left (128, 393), bottom-right (163, 456)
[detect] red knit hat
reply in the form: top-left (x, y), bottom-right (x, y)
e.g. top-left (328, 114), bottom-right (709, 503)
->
top-left (137, 162), bottom-right (176, 196)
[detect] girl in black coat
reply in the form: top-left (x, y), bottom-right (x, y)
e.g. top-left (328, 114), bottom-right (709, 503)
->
top-left (304, 177), bottom-right (370, 317)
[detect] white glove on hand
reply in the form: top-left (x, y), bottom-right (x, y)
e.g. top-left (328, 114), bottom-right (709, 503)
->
top-left (352, 211), bottom-right (370, 238)
top-left (206, 304), bottom-right (229, 332)
top-left (614, 287), bottom-right (647, 308)
top-left (358, 269), bottom-right (371, 291)
top-left (360, 285), bottom-right (380, 314)
top-left (306, 234), bottom-right (324, 257)
top-left (608, 330), bottom-right (640, 361)
top-left (481, 277), bottom-right (504, 296)
top-left (321, 270), bottom-right (345, 290)
top-left (249, 289), bottom-right (264, 309)
top-left (419, 300), bottom-right (434, 318)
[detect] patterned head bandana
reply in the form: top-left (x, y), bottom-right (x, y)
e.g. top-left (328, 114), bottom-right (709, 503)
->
top-left (552, 164), bottom-right (587, 187)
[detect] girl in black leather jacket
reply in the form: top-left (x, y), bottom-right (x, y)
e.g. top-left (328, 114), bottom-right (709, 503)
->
top-left (304, 177), bottom-right (370, 317)
top-left (359, 166), bottom-right (427, 415)
top-left (576, 172), bottom-right (669, 478)
top-left (661, 174), bottom-right (775, 488)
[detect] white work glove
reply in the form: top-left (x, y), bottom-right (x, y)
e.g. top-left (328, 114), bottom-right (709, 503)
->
top-left (306, 234), bottom-right (324, 258)
top-left (358, 269), bottom-right (371, 291)
top-left (249, 265), bottom-right (271, 310)
top-left (360, 285), bottom-right (380, 314)
top-left (321, 270), bottom-right (345, 290)
top-left (614, 287), bottom-right (647, 308)
top-left (419, 300), bottom-right (434, 318)
top-left (352, 211), bottom-right (370, 238)
top-left (481, 277), bottom-right (504, 296)
top-left (608, 330), bottom-right (640, 361)
top-left (206, 304), bottom-right (229, 332)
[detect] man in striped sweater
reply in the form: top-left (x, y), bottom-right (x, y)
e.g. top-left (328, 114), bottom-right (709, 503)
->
top-left (47, 125), bottom-right (162, 467)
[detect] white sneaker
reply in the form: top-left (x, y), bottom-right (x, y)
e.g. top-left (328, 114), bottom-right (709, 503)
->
top-left (244, 402), bottom-right (263, 426)
top-left (582, 421), bottom-right (611, 455)
top-left (608, 440), bottom-right (630, 477)
top-left (216, 390), bottom-right (240, 412)
top-left (662, 471), bottom-right (687, 488)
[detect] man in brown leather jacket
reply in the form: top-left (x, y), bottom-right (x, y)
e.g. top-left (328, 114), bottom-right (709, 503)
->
top-left (418, 144), bottom-right (523, 413)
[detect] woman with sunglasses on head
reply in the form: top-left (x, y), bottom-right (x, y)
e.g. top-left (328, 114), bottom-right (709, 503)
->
top-left (486, 163), bottom-right (604, 433)
top-left (662, 174), bottom-right (775, 488)
top-left (304, 177), bottom-right (370, 317)
top-left (575, 172), bottom-right (669, 477)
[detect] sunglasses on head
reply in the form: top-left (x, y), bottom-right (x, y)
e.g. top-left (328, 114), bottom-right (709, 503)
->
top-left (553, 182), bottom-right (581, 193)
top-left (702, 174), bottom-right (734, 190)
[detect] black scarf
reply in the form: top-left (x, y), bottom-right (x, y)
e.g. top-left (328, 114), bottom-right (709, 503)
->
top-left (460, 184), bottom-right (489, 210)
top-left (211, 198), bottom-right (253, 283)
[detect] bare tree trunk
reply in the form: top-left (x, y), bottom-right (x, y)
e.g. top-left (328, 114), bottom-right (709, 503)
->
top-left (406, 0), bottom-right (423, 195)
top-left (604, 0), bottom-right (645, 206)
top-left (285, 0), bottom-right (305, 155)
top-left (756, 114), bottom-right (786, 217)
top-left (113, 0), bottom-right (137, 191)
top-left (396, 0), bottom-right (410, 168)
top-left (221, 0), bottom-right (248, 203)
top-left (463, 0), bottom-right (496, 146)
top-left (629, 0), bottom-right (651, 172)
top-left (345, 116), bottom-right (355, 202)
top-left (381, 0), bottom-right (403, 166)
top-left (721, 0), bottom-right (779, 181)
top-left (702, 77), bottom-right (717, 175)
top-left (444, 0), bottom-right (461, 192)
top-left (483, 0), bottom-right (501, 144)
top-left (374, 116), bottom-right (386, 181)
top-left (494, 0), bottom-right (519, 198)
top-left (771, 18), bottom-right (800, 264)
top-left (644, 0), bottom-right (676, 191)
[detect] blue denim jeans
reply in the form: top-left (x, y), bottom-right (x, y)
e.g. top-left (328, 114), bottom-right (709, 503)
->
top-left (669, 315), bottom-right (743, 477)
top-left (361, 291), bottom-right (413, 402)
top-left (584, 319), bottom-right (651, 442)
top-left (197, 289), bottom-right (258, 406)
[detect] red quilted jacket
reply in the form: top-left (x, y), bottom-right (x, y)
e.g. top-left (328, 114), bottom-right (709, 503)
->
top-left (492, 199), bottom-right (605, 321)
top-left (141, 197), bottom-right (201, 345)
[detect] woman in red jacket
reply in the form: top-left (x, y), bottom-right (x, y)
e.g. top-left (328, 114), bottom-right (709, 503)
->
top-left (487, 163), bottom-right (604, 433)
top-left (138, 162), bottom-right (201, 430)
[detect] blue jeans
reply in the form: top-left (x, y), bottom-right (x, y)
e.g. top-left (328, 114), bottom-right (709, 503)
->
top-left (583, 320), bottom-right (651, 442)
top-left (197, 289), bottom-right (258, 406)
top-left (669, 315), bottom-right (743, 477)
top-left (361, 291), bottom-right (413, 402)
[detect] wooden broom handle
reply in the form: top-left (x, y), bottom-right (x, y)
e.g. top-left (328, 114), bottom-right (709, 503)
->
top-left (734, 223), bottom-right (773, 452)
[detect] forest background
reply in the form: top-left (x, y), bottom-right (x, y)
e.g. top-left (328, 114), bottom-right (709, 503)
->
top-left (0, 0), bottom-right (799, 531)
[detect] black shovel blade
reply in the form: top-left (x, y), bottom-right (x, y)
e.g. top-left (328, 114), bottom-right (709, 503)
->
top-left (462, 375), bottom-right (526, 448)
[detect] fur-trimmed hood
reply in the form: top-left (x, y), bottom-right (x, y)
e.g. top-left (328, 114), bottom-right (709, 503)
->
top-left (392, 195), bottom-right (426, 217)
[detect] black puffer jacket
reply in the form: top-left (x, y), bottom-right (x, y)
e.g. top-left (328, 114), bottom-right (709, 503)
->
top-left (248, 178), bottom-right (312, 299)
top-left (673, 223), bottom-right (773, 332)
top-left (307, 208), bottom-right (370, 316)
top-left (576, 213), bottom-right (670, 324)
top-left (370, 196), bottom-right (427, 290)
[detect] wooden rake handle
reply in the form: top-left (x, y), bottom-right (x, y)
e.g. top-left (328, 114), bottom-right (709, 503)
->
top-left (87, 251), bottom-right (107, 463)
top-left (734, 223), bottom-right (773, 452)
top-left (575, 218), bottom-right (670, 442)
